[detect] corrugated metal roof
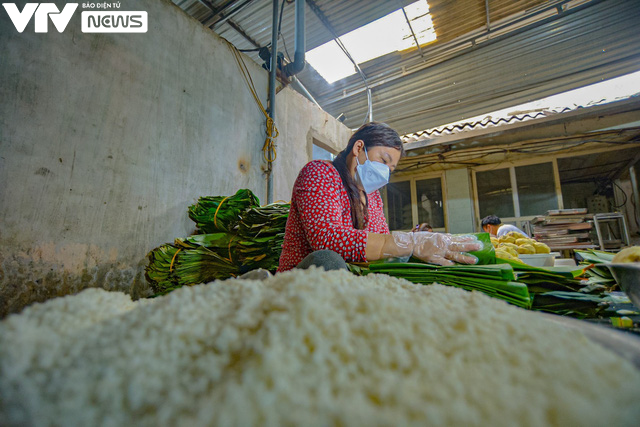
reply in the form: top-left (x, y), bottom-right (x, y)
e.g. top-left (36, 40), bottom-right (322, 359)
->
top-left (401, 107), bottom-right (575, 143)
top-left (401, 91), bottom-right (640, 143)
top-left (171, 0), bottom-right (640, 135)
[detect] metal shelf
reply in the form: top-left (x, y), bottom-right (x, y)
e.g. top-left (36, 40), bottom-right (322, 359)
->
top-left (592, 213), bottom-right (630, 251)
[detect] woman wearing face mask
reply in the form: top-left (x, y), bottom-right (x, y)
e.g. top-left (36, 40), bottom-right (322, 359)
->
top-left (277, 122), bottom-right (482, 272)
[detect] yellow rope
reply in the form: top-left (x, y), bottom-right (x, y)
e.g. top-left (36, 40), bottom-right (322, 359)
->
top-left (227, 235), bottom-right (235, 263)
top-left (169, 248), bottom-right (182, 272)
top-left (225, 40), bottom-right (279, 165)
top-left (213, 196), bottom-right (230, 229)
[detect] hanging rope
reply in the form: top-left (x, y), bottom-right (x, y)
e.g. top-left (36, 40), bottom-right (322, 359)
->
top-left (225, 40), bottom-right (279, 165)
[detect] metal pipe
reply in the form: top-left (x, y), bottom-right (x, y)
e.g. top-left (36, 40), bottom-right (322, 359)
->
top-left (630, 166), bottom-right (640, 228)
top-left (290, 76), bottom-right (319, 107)
top-left (367, 88), bottom-right (373, 122)
top-left (284, 0), bottom-right (305, 77)
top-left (267, 0), bottom-right (279, 204)
top-left (485, 0), bottom-right (491, 32)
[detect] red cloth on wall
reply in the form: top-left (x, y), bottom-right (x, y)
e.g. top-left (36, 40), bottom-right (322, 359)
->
top-left (277, 160), bottom-right (390, 272)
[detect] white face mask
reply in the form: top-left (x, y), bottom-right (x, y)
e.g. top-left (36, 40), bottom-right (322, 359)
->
top-left (356, 147), bottom-right (390, 193)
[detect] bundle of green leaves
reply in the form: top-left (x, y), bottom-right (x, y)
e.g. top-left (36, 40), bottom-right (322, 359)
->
top-left (145, 243), bottom-right (181, 295)
top-left (146, 193), bottom-right (289, 296)
top-left (236, 203), bottom-right (290, 271)
top-left (188, 189), bottom-right (260, 233)
top-left (145, 234), bottom-right (241, 296)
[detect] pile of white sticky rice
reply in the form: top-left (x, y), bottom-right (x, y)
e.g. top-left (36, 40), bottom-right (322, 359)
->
top-left (1, 268), bottom-right (639, 426)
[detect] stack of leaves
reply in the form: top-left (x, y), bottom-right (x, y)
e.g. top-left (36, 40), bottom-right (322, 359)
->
top-left (188, 189), bottom-right (260, 233)
top-left (497, 253), bottom-right (616, 319)
top-left (354, 262), bottom-right (531, 309)
top-left (236, 203), bottom-right (290, 271)
top-left (146, 190), bottom-right (291, 296)
top-left (348, 233), bottom-right (531, 308)
top-left (496, 259), bottom-right (586, 293)
top-left (529, 291), bottom-right (613, 319)
top-left (575, 249), bottom-right (616, 288)
top-left (145, 233), bottom-right (240, 296)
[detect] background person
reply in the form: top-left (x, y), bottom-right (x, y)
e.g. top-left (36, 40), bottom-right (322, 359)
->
top-left (481, 215), bottom-right (529, 237)
top-left (414, 223), bottom-right (433, 232)
top-left (277, 122), bottom-right (482, 272)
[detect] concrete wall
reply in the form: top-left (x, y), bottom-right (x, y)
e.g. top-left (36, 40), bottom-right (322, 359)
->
top-left (274, 90), bottom-right (352, 201)
top-left (0, 0), bottom-right (349, 317)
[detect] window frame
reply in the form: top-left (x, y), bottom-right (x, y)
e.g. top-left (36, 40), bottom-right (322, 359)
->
top-left (383, 171), bottom-right (448, 232)
top-left (471, 157), bottom-right (563, 230)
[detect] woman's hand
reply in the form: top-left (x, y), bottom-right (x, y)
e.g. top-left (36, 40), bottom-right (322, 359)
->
top-left (412, 232), bottom-right (482, 266)
top-left (367, 231), bottom-right (482, 265)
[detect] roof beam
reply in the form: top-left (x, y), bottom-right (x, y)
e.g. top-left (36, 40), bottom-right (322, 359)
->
top-left (399, 3), bottom-right (424, 59)
top-left (225, 19), bottom-right (262, 49)
top-left (316, 0), bottom-right (590, 108)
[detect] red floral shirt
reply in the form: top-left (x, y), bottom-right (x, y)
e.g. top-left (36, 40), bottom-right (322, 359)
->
top-left (277, 160), bottom-right (390, 272)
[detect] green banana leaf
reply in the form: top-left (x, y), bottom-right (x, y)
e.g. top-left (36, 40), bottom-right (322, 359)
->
top-left (531, 291), bottom-right (613, 318)
top-left (188, 188), bottom-right (260, 233)
top-left (361, 261), bottom-right (531, 309)
top-left (575, 249), bottom-right (616, 264)
top-left (463, 232), bottom-right (496, 265)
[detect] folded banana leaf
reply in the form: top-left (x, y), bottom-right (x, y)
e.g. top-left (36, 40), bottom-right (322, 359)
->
top-left (575, 249), bottom-right (616, 264)
top-left (494, 257), bottom-right (587, 293)
top-left (531, 291), bottom-right (613, 318)
top-left (188, 189), bottom-right (260, 233)
top-left (363, 261), bottom-right (531, 309)
top-left (463, 232), bottom-right (496, 265)
top-left (574, 249), bottom-right (616, 287)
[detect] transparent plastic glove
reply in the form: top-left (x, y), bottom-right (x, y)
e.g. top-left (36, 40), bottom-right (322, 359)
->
top-left (412, 232), bottom-right (482, 266)
top-left (382, 231), bottom-right (415, 262)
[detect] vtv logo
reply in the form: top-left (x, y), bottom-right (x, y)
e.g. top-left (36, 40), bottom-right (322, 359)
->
top-left (3, 3), bottom-right (78, 33)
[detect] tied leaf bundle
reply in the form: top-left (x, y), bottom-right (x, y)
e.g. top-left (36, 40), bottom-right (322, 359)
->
top-left (146, 191), bottom-right (290, 296)
top-left (145, 243), bottom-right (182, 295)
top-left (188, 189), bottom-right (260, 233)
top-left (236, 203), bottom-right (290, 271)
top-left (145, 234), bottom-right (241, 296)
top-left (171, 246), bottom-right (238, 287)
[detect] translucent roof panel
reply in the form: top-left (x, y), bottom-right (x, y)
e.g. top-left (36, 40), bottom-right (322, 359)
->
top-left (306, 0), bottom-right (436, 84)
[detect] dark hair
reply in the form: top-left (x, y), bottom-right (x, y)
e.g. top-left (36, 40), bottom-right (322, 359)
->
top-left (415, 223), bottom-right (432, 232)
top-left (481, 215), bottom-right (501, 227)
top-left (332, 122), bottom-right (404, 229)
